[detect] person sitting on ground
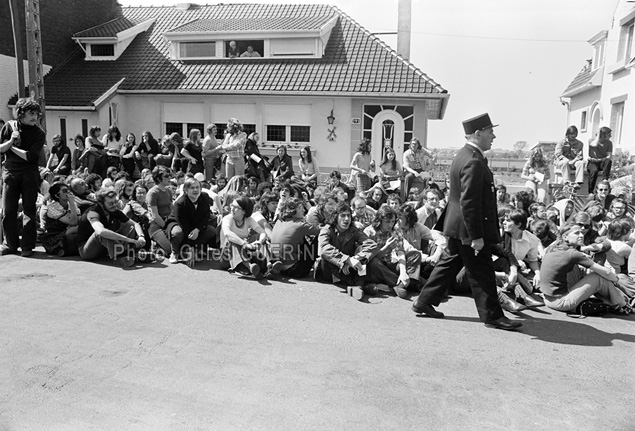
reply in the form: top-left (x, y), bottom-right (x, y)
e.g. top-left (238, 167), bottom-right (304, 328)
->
top-left (102, 166), bottom-right (119, 189)
top-left (252, 192), bottom-right (279, 239)
top-left (316, 201), bottom-right (377, 301)
top-left (123, 182), bottom-right (153, 250)
top-left (210, 173), bottom-right (227, 193)
top-left (146, 166), bottom-right (174, 255)
top-left (328, 170), bottom-right (352, 200)
top-left (165, 177), bottom-right (215, 267)
top-left (399, 204), bottom-right (445, 283)
top-left (512, 190), bottom-right (534, 218)
top-left (530, 219), bottom-right (556, 252)
top-left (69, 176), bottom-right (96, 213)
top-left (366, 186), bottom-right (385, 211)
top-left (605, 220), bottom-right (635, 298)
top-left (220, 196), bottom-right (269, 277)
top-left (85, 173), bottom-right (102, 194)
top-left (269, 197), bottom-right (321, 278)
top-left (351, 196), bottom-right (376, 230)
top-left (332, 186), bottom-right (348, 204)
top-left (552, 198), bottom-right (575, 228)
top-left (363, 205), bottom-right (422, 299)
top-left (306, 191), bottom-right (338, 228)
top-left (47, 134), bottom-right (72, 176)
top-left (416, 188), bottom-right (442, 229)
top-left (114, 180), bottom-right (134, 210)
top-left (540, 222), bottom-right (630, 315)
top-left (385, 193), bottom-right (402, 211)
top-left (40, 181), bottom-right (80, 256)
top-left (495, 184), bottom-right (510, 206)
top-left (76, 188), bottom-right (148, 267)
top-left (592, 180), bottom-right (615, 211)
top-left (244, 176), bottom-right (259, 199)
top-left (604, 198), bottom-right (635, 230)
top-left (497, 209), bottom-right (544, 307)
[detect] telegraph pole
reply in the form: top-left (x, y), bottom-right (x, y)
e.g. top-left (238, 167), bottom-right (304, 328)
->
top-left (8, 0), bottom-right (26, 98)
top-left (25, 0), bottom-right (46, 131)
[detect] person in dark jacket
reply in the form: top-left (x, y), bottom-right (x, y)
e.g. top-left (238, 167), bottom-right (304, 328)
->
top-left (0, 98), bottom-right (46, 257)
top-left (412, 113), bottom-right (521, 330)
top-left (165, 177), bottom-right (215, 267)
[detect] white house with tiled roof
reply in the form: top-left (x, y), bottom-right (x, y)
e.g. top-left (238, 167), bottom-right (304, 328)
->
top-left (561, 0), bottom-right (635, 155)
top-left (42, 3), bottom-right (449, 171)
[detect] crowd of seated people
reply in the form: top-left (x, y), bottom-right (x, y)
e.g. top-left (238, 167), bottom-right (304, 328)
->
top-left (4, 119), bottom-right (634, 321)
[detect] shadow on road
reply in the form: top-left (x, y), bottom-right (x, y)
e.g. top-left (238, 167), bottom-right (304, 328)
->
top-left (428, 314), bottom-right (635, 346)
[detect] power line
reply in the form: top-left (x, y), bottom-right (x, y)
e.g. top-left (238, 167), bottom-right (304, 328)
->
top-left (371, 28), bottom-right (591, 43)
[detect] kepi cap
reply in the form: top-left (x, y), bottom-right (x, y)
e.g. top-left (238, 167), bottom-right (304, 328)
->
top-left (194, 173), bottom-right (205, 182)
top-left (462, 113), bottom-right (498, 134)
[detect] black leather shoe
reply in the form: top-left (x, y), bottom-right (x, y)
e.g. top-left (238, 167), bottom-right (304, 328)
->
top-left (498, 291), bottom-right (527, 313)
top-left (514, 285), bottom-right (544, 307)
top-left (485, 316), bottom-right (522, 331)
top-left (412, 301), bottom-right (444, 318)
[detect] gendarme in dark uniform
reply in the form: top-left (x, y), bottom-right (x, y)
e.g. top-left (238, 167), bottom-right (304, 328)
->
top-left (412, 113), bottom-right (522, 331)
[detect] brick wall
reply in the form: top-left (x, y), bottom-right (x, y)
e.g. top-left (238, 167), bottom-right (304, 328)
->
top-left (0, 0), bottom-right (122, 67)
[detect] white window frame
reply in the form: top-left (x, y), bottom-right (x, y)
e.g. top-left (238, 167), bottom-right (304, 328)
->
top-left (178, 41), bottom-right (217, 60)
top-left (265, 125), bottom-right (311, 144)
top-left (580, 110), bottom-right (588, 133)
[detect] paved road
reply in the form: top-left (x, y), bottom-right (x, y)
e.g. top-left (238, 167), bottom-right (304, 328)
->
top-left (1, 250), bottom-right (634, 430)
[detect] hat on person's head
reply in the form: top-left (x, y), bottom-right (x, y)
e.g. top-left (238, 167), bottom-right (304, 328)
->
top-left (194, 173), bottom-right (205, 182)
top-left (462, 113), bottom-right (498, 134)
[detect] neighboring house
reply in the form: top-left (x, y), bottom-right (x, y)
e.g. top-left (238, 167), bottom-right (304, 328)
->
top-left (0, 0), bottom-right (121, 121)
top-left (38, 3), bottom-right (449, 171)
top-left (561, 0), bottom-right (635, 156)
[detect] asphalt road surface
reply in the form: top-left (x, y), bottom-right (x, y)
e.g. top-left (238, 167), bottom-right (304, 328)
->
top-left (1, 249), bottom-right (634, 431)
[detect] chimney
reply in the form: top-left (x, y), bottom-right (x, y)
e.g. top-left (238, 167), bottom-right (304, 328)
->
top-left (397, 0), bottom-right (412, 60)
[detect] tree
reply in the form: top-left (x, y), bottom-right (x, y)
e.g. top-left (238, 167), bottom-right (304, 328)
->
top-left (513, 141), bottom-right (527, 152)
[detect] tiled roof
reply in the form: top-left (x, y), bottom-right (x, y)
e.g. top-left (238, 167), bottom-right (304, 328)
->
top-left (45, 4), bottom-right (448, 114)
top-left (562, 61), bottom-right (600, 97)
top-left (167, 16), bottom-right (335, 33)
top-left (73, 17), bottom-right (144, 38)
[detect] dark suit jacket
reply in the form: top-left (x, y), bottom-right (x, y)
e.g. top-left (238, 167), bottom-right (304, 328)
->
top-left (167, 192), bottom-right (211, 235)
top-left (440, 144), bottom-right (500, 244)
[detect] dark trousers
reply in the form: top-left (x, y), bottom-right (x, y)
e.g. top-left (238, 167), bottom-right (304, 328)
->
top-left (169, 224), bottom-right (215, 256)
top-left (2, 168), bottom-right (39, 251)
top-left (318, 258), bottom-right (365, 287)
top-left (367, 250), bottom-right (422, 286)
top-left (587, 159), bottom-right (612, 193)
top-left (414, 237), bottom-right (503, 322)
top-left (280, 239), bottom-right (318, 279)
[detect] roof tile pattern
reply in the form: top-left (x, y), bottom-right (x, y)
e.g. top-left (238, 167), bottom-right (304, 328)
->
top-left (168, 15), bottom-right (335, 33)
top-left (73, 16), bottom-right (144, 38)
top-left (562, 62), bottom-right (599, 96)
top-left (45, 4), bottom-right (447, 112)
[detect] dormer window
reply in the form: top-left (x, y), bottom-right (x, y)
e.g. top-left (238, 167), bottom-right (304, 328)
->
top-left (73, 17), bottom-right (155, 61)
top-left (163, 15), bottom-right (337, 60)
top-left (181, 41), bottom-right (217, 59)
top-left (91, 44), bottom-right (115, 57)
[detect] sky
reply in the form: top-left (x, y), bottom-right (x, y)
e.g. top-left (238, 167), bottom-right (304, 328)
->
top-left (117, 0), bottom-right (621, 149)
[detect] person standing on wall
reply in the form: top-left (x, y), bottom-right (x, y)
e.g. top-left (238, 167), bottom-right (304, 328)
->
top-left (411, 113), bottom-right (522, 331)
top-left (0, 98), bottom-right (46, 257)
